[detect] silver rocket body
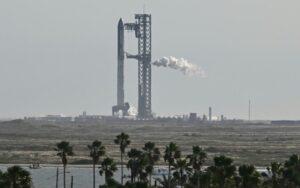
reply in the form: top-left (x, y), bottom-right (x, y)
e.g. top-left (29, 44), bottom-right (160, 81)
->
top-left (117, 19), bottom-right (124, 106)
top-left (112, 19), bottom-right (129, 116)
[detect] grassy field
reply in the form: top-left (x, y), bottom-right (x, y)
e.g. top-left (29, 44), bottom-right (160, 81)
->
top-left (0, 120), bottom-right (299, 166)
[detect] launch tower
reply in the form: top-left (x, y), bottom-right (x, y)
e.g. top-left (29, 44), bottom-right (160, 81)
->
top-left (112, 14), bottom-right (152, 119)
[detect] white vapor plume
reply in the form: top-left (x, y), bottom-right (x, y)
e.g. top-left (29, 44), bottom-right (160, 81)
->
top-left (127, 106), bottom-right (137, 116)
top-left (152, 56), bottom-right (205, 77)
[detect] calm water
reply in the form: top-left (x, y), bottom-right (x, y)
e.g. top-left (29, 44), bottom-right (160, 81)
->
top-left (0, 164), bottom-right (132, 188)
top-left (0, 164), bottom-right (268, 188)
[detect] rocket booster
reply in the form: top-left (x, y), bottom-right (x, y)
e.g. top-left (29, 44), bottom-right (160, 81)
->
top-left (117, 19), bottom-right (125, 106)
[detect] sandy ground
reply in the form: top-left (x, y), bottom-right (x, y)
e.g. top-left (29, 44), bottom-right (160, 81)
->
top-left (0, 120), bottom-right (299, 166)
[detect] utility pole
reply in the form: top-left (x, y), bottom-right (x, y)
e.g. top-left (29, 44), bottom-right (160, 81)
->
top-left (71, 176), bottom-right (73, 188)
top-left (209, 107), bottom-right (212, 121)
top-left (56, 167), bottom-right (59, 188)
top-left (248, 100), bottom-right (251, 121)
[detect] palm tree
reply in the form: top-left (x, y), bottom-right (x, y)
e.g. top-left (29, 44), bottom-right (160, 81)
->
top-left (208, 155), bottom-right (236, 188)
top-left (143, 141), bottom-right (160, 186)
top-left (127, 148), bottom-right (143, 183)
top-left (88, 140), bottom-right (106, 188)
top-left (187, 146), bottom-right (207, 188)
top-left (164, 142), bottom-right (181, 188)
top-left (238, 164), bottom-right (260, 188)
top-left (0, 170), bottom-right (6, 188)
top-left (114, 132), bottom-right (130, 185)
top-left (283, 154), bottom-right (300, 186)
top-left (173, 158), bottom-right (191, 188)
top-left (156, 175), bottom-right (177, 188)
top-left (138, 154), bottom-right (151, 183)
top-left (0, 165), bottom-right (32, 188)
top-left (99, 157), bottom-right (118, 185)
top-left (264, 162), bottom-right (284, 188)
top-left (55, 141), bottom-right (74, 188)
top-left (200, 171), bottom-right (212, 188)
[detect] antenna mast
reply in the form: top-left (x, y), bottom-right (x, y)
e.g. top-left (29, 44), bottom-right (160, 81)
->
top-left (248, 100), bottom-right (251, 121)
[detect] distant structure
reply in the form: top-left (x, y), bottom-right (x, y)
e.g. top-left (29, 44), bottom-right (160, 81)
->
top-left (75, 111), bottom-right (102, 123)
top-left (248, 100), bottom-right (251, 121)
top-left (112, 14), bottom-right (152, 119)
top-left (209, 107), bottom-right (212, 121)
top-left (23, 111), bottom-right (271, 125)
top-left (221, 114), bottom-right (225, 121)
top-left (202, 114), bottom-right (208, 121)
top-left (189, 113), bottom-right (197, 122)
top-left (24, 115), bottom-right (72, 123)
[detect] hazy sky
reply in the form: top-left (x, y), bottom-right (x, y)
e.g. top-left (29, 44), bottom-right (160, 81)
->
top-left (0, 0), bottom-right (299, 120)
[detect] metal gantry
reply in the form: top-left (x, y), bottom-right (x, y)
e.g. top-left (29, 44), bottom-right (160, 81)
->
top-left (135, 14), bottom-right (152, 118)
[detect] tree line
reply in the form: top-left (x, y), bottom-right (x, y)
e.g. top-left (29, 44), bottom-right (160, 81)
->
top-left (1, 132), bottom-right (300, 188)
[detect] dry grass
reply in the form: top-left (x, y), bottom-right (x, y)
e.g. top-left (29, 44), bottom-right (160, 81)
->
top-left (0, 120), bottom-right (299, 166)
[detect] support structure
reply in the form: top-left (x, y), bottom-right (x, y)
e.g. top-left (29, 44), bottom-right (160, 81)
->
top-left (136, 14), bottom-right (152, 118)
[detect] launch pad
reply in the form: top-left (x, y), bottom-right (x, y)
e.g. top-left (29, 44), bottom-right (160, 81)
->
top-left (112, 14), bottom-right (152, 119)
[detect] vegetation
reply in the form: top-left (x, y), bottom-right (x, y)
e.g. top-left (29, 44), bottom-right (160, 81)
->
top-left (164, 142), bottom-right (181, 188)
top-left (98, 133), bottom-right (300, 188)
top-left (187, 146), bottom-right (207, 188)
top-left (208, 155), bottom-right (236, 188)
top-left (143, 142), bottom-right (160, 186)
top-left (0, 165), bottom-right (32, 188)
top-left (114, 132), bottom-right (131, 185)
top-left (4, 132), bottom-right (300, 188)
top-left (54, 141), bottom-right (74, 188)
top-left (99, 157), bottom-right (118, 185)
top-left (88, 140), bottom-right (106, 188)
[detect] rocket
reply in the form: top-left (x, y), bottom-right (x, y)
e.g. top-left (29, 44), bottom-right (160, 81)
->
top-left (117, 18), bottom-right (125, 106)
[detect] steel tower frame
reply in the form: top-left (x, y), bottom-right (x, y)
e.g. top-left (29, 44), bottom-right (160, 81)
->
top-left (125, 14), bottom-right (152, 118)
top-left (136, 14), bottom-right (152, 118)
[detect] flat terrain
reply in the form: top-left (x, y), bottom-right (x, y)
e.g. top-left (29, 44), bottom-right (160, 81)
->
top-left (0, 120), bottom-right (300, 166)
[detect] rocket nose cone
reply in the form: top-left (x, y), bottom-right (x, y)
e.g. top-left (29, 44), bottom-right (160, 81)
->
top-left (118, 18), bottom-right (123, 27)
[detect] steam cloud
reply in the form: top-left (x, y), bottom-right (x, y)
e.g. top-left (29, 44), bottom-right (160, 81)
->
top-left (152, 56), bottom-right (205, 77)
top-left (128, 106), bottom-right (137, 116)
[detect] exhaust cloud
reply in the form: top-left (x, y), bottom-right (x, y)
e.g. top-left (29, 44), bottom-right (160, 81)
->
top-left (152, 56), bottom-right (205, 77)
